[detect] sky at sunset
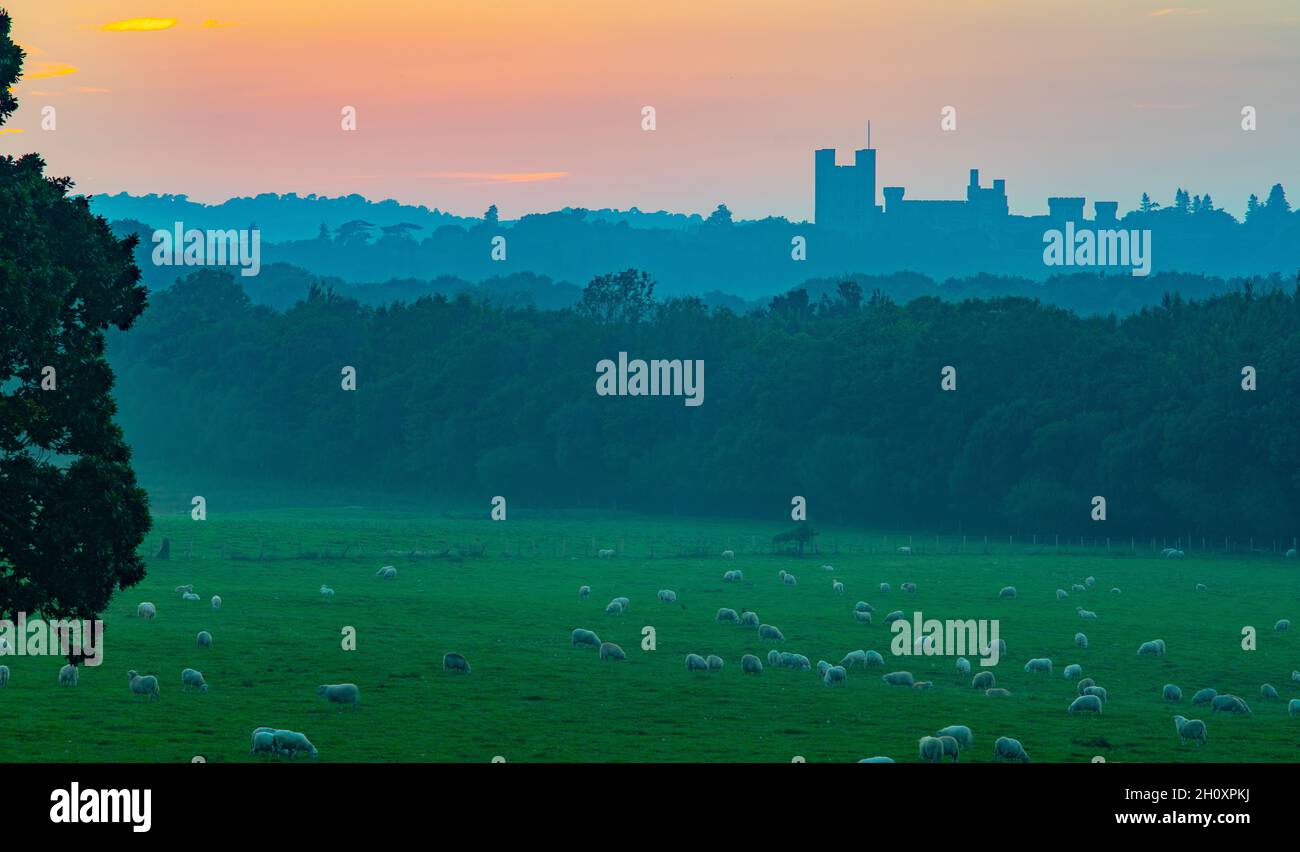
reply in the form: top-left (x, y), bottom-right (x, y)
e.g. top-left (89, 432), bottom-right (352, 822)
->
top-left (3, 0), bottom-right (1298, 220)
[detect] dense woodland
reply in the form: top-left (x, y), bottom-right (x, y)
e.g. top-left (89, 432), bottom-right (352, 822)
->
top-left (107, 268), bottom-right (1300, 539)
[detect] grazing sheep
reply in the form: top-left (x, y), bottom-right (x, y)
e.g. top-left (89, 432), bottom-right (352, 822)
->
top-left (1071, 583), bottom-right (1086, 593)
top-left (1110, 587), bottom-right (1121, 594)
top-left (897, 547), bottom-right (912, 555)
top-left (816, 660), bottom-right (831, 677)
top-left (936, 735), bottom-right (960, 761)
top-left (1056, 589), bottom-right (1069, 600)
top-left (375, 566), bottom-right (396, 579)
top-left (880, 583), bottom-right (891, 594)
top-left (599, 642), bottom-right (626, 662)
top-left (1024, 658), bottom-right (1052, 675)
top-left (1173, 715), bottom-right (1207, 746)
top-left (571, 628), bottom-right (602, 649)
top-left (443, 652), bottom-right (471, 673)
top-left (58, 664), bottom-right (78, 687)
top-left (1076, 677), bottom-right (1095, 695)
top-left (1289, 699), bottom-right (1300, 718)
top-left (685, 654), bottom-right (710, 673)
top-left (1287, 549), bottom-right (1297, 558)
top-left (854, 601), bottom-right (875, 614)
top-left (211, 595), bottom-right (222, 610)
top-left (579, 585), bottom-right (591, 600)
top-left (901, 582), bottom-right (917, 593)
top-left (823, 665), bottom-right (848, 687)
top-left (722, 550), bottom-right (734, 560)
top-left (884, 610), bottom-right (905, 625)
top-left (137, 602), bottom-right (156, 620)
top-left (657, 589), bottom-right (677, 603)
top-left (822, 564), bottom-right (835, 572)
top-left (1293, 671), bottom-right (1300, 683)
top-left (127, 670), bottom-right (160, 700)
top-left (0, 665), bottom-right (8, 687)
top-left (1083, 686), bottom-right (1108, 703)
top-left (1063, 664), bottom-right (1083, 680)
top-left (1191, 688), bottom-right (1217, 705)
top-left (197, 631), bottom-right (212, 648)
top-left (1076, 607), bottom-right (1098, 619)
top-left (1260, 683), bottom-right (1279, 700)
top-left (250, 730), bottom-right (277, 756)
top-left (1275, 619), bottom-right (1290, 633)
top-left (1195, 583), bottom-right (1207, 591)
top-left (611, 596), bottom-right (630, 611)
top-left (882, 671), bottom-right (915, 686)
top-left (914, 681), bottom-right (934, 690)
top-left (706, 654), bottom-right (725, 671)
top-left (778, 570), bottom-right (787, 581)
top-left (767, 650), bottom-right (780, 667)
top-left (175, 584), bottom-right (194, 595)
top-left (1163, 684), bottom-right (1182, 701)
top-left (784, 654), bottom-right (811, 672)
top-left (740, 611), bottom-right (760, 627)
top-left (918, 736), bottom-right (946, 762)
top-left (840, 650), bottom-right (868, 668)
top-left (859, 757), bottom-right (894, 763)
top-left (273, 730), bottom-right (318, 760)
top-left (956, 657), bottom-right (972, 676)
top-left (1075, 632), bottom-right (1088, 649)
top-left (853, 610), bottom-right (873, 624)
top-left (757, 624), bottom-right (785, 643)
top-left (716, 608), bottom-right (740, 623)
top-left (864, 650), bottom-right (885, 667)
top-left (937, 725), bottom-right (973, 749)
top-left (1137, 640), bottom-right (1164, 656)
top-left (181, 592), bottom-right (200, 602)
top-left (317, 683), bottom-right (360, 711)
top-left (1068, 695), bottom-right (1103, 714)
top-left (1210, 694), bottom-right (1251, 715)
top-left (783, 573), bottom-right (798, 586)
top-left (723, 569), bottom-right (745, 582)
top-left (1085, 576), bottom-right (1095, 588)
top-left (598, 549), bottom-right (614, 558)
top-left (605, 601), bottom-right (624, 615)
top-left (985, 687), bottom-right (1011, 697)
top-left (320, 585), bottom-right (334, 597)
top-left (993, 737), bottom-right (1030, 763)
top-left (741, 654), bottom-right (763, 674)
top-left (832, 580), bottom-right (845, 594)
top-left (181, 668), bottom-right (208, 692)
top-left (998, 586), bottom-right (1017, 599)
top-left (971, 671), bottom-right (995, 690)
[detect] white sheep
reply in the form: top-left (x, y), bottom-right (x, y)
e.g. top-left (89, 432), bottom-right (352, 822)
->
top-left (1162, 684), bottom-right (1182, 701)
top-left (998, 586), bottom-right (1017, 599)
top-left (741, 654), bottom-right (763, 674)
top-left (882, 671), bottom-right (915, 686)
top-left (778, 570), bottom-right (787, 581)
top-left (865, 650), bottom-right (885, 667)
top-left (1024, 658), bottom-right (1052, 675)
top-left (757, 624), bottom-right (784, 642)
top-left (1191, 688), bottom-right (1217, 705)
top-left (443, 652), bottom-right (471, 673)
top-left (127, 670), bottom-right (160, 700)
top-left (1068, 695), bottom-right (1103, 714)
top-left (783, 573), bottom-right (798, 586)
top-left (832, 580), bottom-right (845, 594)
top-left (884, 610), bottom-right (905, 624)
top-left (880, 583), bottom-right (891, 594)
top-left (1076, 607), bottom-right (1098, 620)
top-left (250, 730), bottom-right (277, 756)
top-left (914, 635), bottom-right (937, 654)
top-left (784, 653), bottom-right (812, 671)
top-left (918, 736), bottom-right (945, 762)
top-left (318, 683), bottom-right (360, 711)
top-left (1076, 677), bottom-right (1095, 695)
top-left (1137, 640), bottom-right (1164, 656)
top-left (604, 601), bottom-right (624, 615)
top-left (1085, 576), bottom-right (1095, 588)
top-left (612, 596), bottom-right (629, 611)
top-left (0, 665), bottom-right (8, 687)
top-left (197, 630), bottom-right (212, 648)
top-left (994, 737), bottom-right (1030, 762)
top-left (1173, 715), bottom-right (1206, 745)
top-left (1110, 587), bottom-right (1121, 594)
top-left (571, 628), bottom-right (601, 649)
top-left (1083, 685), bottom-right (1108, 703)
top-left (181, 668), bottom-right (208, 692)
top-left (1275, 619), bottom-right (1290, 633)
top-left (936, 725), bottom-right (973, 749)
top-left (723, 569), bottom-right (744, 582)
top-left (175, 584), bottom-right (195, 595)
top-left (840, 650), bottom-right (868, 668)
top-left (716, 607), bottom-right (740, 623)
top-left (854, 601), bottom-right (874, 613)
top-left (685, 653), bottom-right (710, 673)
top-left (1289, 699), bottom-right (1300, 718)
top-left (1056, 589), bottom-right (1069, 600)
top-left (706, 654), bottom-right (724, 671)
top-left (320, 585), bottom-right (335, 597)
top-left (375, 566), bottom-right (396, 579)
top-left (181, 592), bottom-right (201, 602)
top-left (137, 602), bottom-right (156, 620)
top-left (722, 550), bottom-right (734, 560)
top-left (897, 546), bottom-right (912, 555)
top-left (816, 660), bottom-right (831, 677)
top-left (767, 650), bottom-right (780, 667)
top-left (822, 564), bottom-right (834, 572)
top-left (1261, 683), bottom-right (1279, 700)
top-left (740, 611), bottom-right (760, 627)
top-left (578, 585), bottom-right (590, 600)
top-left (1166, 549), bottom-right (1184, 559)
top-left (597, 549), bottom-right (614, 558)
top-left (937, 735), bottom-right (960, 761)
top-left (823, 665), bottom-right (847, 687)
top-left (211, 595), bottom-right (222, 610)
top-left (1194, 583), bottom-right (1207, 591)
top-left (657, 589), bottom-right (677, 603)
top-left (599, 643), bottom-right (626, 662)
top-left (273, 730), bottom-right (318, 759)
top-left (956, 657), bottom-right (971, 676)
top-left (1210, 695), bottom-right (1251, 715)
top-left (1063, 664), bottom-right (1082, 680)
top-left (1071, 583), bottom-right (1085, 592)
top-left (1075, 632), bottom-right (1088, 649)
top-left (985, 687), bottom-right (1011, 697)
top-left (971, 671), bottom-right (995, 690)
top-left (858, 757), bottom-right (895, 763)
top-left (853, 610), bottom-right (873, 624)
top-left (1293, 671), bottom-right (1300, 683)
top-left (58, 664), bottom-right (78, 687)
top-left (901, 582), bottom-right (917, 593)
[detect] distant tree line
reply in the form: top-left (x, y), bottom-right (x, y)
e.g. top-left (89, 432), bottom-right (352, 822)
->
top-left (106, 268), bottom-right (1300, 539)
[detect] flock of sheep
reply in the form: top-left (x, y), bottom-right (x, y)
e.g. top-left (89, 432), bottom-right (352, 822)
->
top-left (569, 550), bottom-right (1297, 762)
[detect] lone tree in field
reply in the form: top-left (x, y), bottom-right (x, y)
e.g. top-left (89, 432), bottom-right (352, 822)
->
top-left (772, 522), bottom-right (817, 555)
top-left (0, 8), bottom-right (152, 626)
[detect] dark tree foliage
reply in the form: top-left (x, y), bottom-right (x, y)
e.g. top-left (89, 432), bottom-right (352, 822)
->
top-left (108, 265), bottom-right (1300, 539)
top-left (577, 268), bottom-right (656, 324)
top-left (0, 8), bottom-right (152, 622)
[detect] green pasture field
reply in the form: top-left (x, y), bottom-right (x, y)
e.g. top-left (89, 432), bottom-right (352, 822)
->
top-left (2, 508), bottom-right (1296, 763)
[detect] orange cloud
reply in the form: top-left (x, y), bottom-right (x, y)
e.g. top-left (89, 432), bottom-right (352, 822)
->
top-left (420, 171), bottom-right (570, 184)
top-left (24, 62), bottom-right (78, 80)
top-left (203, 19), bottom-right (239, 29)
top-left (101, 18), bottom-right (178, 32)
top-left (0, 128), bottom-right (24, 134)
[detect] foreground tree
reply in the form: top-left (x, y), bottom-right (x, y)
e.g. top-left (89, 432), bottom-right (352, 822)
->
top-left (0, 8), bottom-right (152, 625)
